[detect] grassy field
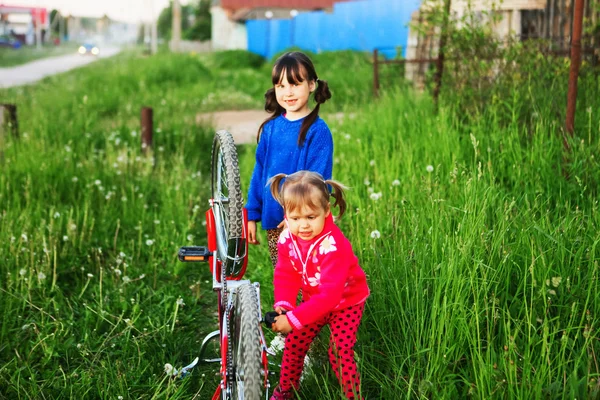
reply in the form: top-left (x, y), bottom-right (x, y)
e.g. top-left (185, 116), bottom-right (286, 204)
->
top-left (0, 47), bottom-right (599, 399)
top-left (0, 43), bottom-right (80, 68)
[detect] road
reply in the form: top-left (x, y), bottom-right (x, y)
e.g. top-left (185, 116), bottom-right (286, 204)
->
top-left (0, 46), bottom-right (121, 88)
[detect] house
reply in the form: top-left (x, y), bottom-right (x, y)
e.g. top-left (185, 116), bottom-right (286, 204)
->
top-left (210, 0), bottom-right (352, 51)
top-left (0, 4), bottom-right (48, 45)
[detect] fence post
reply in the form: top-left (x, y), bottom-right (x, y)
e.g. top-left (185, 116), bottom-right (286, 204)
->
top-left (0, 104), bottom-right (19, 139)
top-left (141, 107), bottom-right (153, 154)
top-left (565, 0), bottom-right (585, 143)
top-left (433, 0), bottom-right (452, 110)
top-left (373, 49), bottom-right (379, 97)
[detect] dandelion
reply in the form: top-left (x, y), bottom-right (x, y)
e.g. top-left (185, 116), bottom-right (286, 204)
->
top-left (114, 269), bottom-right (122, 276)
top-left (146, 239), bottom-right (154, 246)
top-left (19, 268), bottom-right (26, 276)
top-left (87, 273), bottom-right (93, 278)
top-left (154, 220), bottom-right (160, 225)
top-left (344, 134), bottom-right (351, 140)
top-left (370, 192), bottom-right (382, 201)
top-left (37, 272), bottom-right (46, 280)
top-left (131, 130), bottom-right (137, 137)
top-left (370, 230), bottom-right (381, 239)
top-left (53, 211), bottom-right (61, 218)
top-left (176, 297), bottom-right (185, 307)
top-left (77, 343), bottom-right (83, 349)
top-left (367, 187), bottom-right (374, 194)
top-left (121, 196), bottom-right (127, 202)
top-left (119, 251), bottom-right (126, 258)
top-left (156, 128), bottom-right (162, 133)
top-left (11, 236), bottom-right (16, 242)
top-left (139, 274), bottom-right (145, 279)
top-left (69, 223), bottom-right (77, 231)
top-left (22, 324), bottom-right (30, 330)
top-left (63, 235), bottom-right (68, 241)
top-left (94, 179), bottom-right (101, 186)
top-left (369, 160), bottom-right (375, 166)
top-left (158, 146), bottom-right (164, 152)
top-left (64, 145), bottom-right (72, 153)
top-left (72, 177), bottom-right (79, 184)
top-left (392, 179), bottom-right (400, 186)
top-left (123, 276), bottom-right (131, 283)
top-left (187, 234), bottom-right (194, 241)
top-left (21, 233), bottom-right (28, 242)
top-left (363, 178), bottom-right (370, 186)
top-left (426, 165), bottom-right (434, 173)
top-left (118, 396), bottom-right (124, 400)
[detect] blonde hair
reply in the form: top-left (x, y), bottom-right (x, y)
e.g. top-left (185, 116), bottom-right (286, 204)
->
top-left (268, 171), bottom-right (348, 217)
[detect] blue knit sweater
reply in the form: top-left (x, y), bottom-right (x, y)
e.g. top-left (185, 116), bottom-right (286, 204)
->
top-left (246, 114), bottom-right (333, 230)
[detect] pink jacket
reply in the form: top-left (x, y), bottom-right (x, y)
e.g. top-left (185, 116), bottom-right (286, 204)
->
top-left (274, 214), bottom-right (370, 330)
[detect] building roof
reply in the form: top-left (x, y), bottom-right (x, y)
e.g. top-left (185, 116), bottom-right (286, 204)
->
top-left (220, 0), bottom-right (348, 11)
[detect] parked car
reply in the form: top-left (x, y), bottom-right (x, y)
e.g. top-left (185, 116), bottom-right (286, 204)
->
top-left (78, 43), bottom-right (99, 56)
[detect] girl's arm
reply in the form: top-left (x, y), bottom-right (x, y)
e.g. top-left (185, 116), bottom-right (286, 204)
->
top-left (245, 130), bottom-right (269, 222)
top-left (305, 124), bottom-right (333, 180)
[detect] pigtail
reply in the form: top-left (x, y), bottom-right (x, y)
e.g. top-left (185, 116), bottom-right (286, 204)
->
top-left (257, 88), bottom-right (285, 143)
top-left (297, 79), bottom-right (332, 147)
top-left (268, 173), bottom-right (288, 207)
top-left (324, 179), bottom-right (348, 218)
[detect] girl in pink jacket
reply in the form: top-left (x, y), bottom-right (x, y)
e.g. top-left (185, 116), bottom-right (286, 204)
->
top-left (268, 170), bottom-right (370, 400)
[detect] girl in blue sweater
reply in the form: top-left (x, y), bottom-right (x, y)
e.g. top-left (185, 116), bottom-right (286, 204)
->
top-left (246, 52), bottom-right (333, 267)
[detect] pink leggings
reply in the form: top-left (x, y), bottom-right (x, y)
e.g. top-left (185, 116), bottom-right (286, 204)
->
top-left (273, 303), bottom-right (365, 400)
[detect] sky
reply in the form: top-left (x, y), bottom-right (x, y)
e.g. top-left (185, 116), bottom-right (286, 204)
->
top-left (6, 0), bottom-right (190, 23)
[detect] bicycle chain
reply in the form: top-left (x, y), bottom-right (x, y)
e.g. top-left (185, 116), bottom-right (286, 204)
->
top-left (223, 265), bottom-right (234, 396)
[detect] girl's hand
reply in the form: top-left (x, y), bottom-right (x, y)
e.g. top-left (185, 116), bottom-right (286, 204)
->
top-left (277, 220), bottom-right (285, 229)
top-left (248, 221), bottom-right (260, 245)
top-left (274, 306), bottom-right (286, 315)
top-left (272, 315), bottom-right (293, 334)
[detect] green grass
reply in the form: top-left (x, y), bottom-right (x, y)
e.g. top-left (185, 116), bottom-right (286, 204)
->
top-left (1, 46), bottom-right (599, 399)
top-left (0, 43), bottom-right (79, 67)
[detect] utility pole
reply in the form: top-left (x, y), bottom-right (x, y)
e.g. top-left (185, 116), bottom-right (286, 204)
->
top-left (171, 0), bottom-right (181, 52)
top-left (150, 0), bottom-right (157, 54)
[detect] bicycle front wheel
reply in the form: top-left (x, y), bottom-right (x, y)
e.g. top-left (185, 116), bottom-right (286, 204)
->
top-left (229, 283), bottom-right (263, 400)
top-left (211, 130), bottom-right (245, 276)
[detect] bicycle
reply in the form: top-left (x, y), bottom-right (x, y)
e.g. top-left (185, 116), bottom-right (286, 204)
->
top-left (178, 130), bottom-right (271, 400)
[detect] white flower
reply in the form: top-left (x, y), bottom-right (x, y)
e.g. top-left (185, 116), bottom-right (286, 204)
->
top-left (94, 179), bottom-right (101, 186)
top-left (87, 273), bottom-right (93, 278)
top-left (64, 145), bottom-right (72, 153)
top-left (53, 212), bottom-right (61, 218)
top-left (153, 220), bottom-right (160, 225)
top-left (119, 252), bottom-right (126, 258)
top-left (369, 160), bottom-right (375, 166)
top-left (370, 192), bottom-right (382, 201)
top-left (146, 239), bottom-right (154, 246)
top-left (344, 134), bottom-right (351, 140)
top-left (63, 235), bottom-right (69, 241)
top-left (164, 363), bottom-right (174, 375)
top-left (319, 236), bottom-right (337, 255)
top-left (370, 230), bottom-right (381, 239)
top-left (307, 272), bottom-right (321, 287)
top-left (426, 165), bottom-right (434, 173)
top-left (176, 297), bottom-right (185, 307)
top-left (114, 269), bottom-right (122, 276)
top-left (187, 234), bottom-right (193, 241)
top-left (139, 274), bottom-right (145, 279)
top-left (363, 178), bottom-right (370, 186)
top-left (21, 233), bottom-right (28, 242)
top-left (131, 130), bottom-right (137, 137)
top-left (19, 268), bottom-right (26, 276)
top-left (37, 272), bottom-right (46, 280)
top-left (122, 276), bottom-right (131, 283)
top-left (392, 179), bottom-right (400, 186)
top-left (118, 396), bottom-right (124, 400)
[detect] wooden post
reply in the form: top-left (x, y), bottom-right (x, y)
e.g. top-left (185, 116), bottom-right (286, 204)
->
top-left (373, 49), bottom-right (379, 97)
top-left (565, 0), bottom-right (585, 141)
top-left (141, 107), bottom-right (153, 154)
top-left (433, 0), bottom-right (452, 110)
top-left (0, 104), bottom-right (19, 138)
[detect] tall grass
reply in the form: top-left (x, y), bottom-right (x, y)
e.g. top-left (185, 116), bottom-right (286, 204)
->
top-left (1, 47), bottom-right (599, 399)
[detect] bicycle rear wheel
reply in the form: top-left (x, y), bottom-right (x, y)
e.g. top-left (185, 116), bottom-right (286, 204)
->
top-left (211, 130), bottom-right (245, 276)
top-left (229, 283), bottom-right (263, 400)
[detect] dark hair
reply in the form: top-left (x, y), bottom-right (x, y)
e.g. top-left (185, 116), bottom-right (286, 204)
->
top-left (269, 171), bottom-right (348, 218)
top-left (257, 52), bottom-right (332, 146)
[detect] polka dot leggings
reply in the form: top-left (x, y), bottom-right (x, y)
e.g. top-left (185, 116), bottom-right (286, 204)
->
top-left (271, 303), bottom-right (365, 400)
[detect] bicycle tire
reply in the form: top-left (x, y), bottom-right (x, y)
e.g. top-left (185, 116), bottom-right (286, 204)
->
top-left (211, 130), bottom-right (245, 275)
top-left (229, 283), bottom-right (263, 400)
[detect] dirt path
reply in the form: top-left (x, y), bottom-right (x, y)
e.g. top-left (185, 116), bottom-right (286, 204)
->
top-left (0, 46), bottom-right (121, 88)
top-left (195, 110), bottom-right (347, 145)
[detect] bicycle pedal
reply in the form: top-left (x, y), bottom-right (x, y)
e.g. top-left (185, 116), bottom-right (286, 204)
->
top-left (178, 246), bottom-right (212, 262)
